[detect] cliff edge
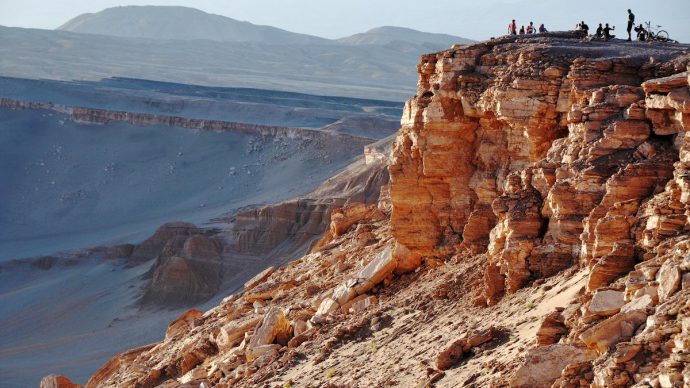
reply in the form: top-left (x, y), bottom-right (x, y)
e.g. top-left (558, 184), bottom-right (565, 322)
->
top-left (50, 33), bottom-right (690, 388)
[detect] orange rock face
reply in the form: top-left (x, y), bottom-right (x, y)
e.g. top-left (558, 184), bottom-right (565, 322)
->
top-left (39, 375), bottom-right (81, 388)
top-left (389, 34), bottom-right (690, 301)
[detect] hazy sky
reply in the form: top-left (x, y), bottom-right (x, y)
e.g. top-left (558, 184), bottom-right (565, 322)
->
top-left (2, 0), bottom-right (689, 42)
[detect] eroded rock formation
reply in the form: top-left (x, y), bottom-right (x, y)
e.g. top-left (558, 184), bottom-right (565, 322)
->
top-left (388, 33), bottom-right (689, 305)
top-left (47, 34), bottom-right (690, 388)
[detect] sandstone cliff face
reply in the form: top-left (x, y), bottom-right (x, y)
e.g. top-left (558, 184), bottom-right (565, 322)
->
top-left (389, 33), bottom-right (690, 304)
top-left (52, 35), bottom-right (690, 388)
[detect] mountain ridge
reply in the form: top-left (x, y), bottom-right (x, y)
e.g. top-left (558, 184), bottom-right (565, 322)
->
top-left (56, 5), bottom-right (472, 46)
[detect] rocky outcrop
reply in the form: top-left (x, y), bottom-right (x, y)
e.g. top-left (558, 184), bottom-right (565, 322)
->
top-left (388, 33), bottom-right (689, 303)
top-left (511, 344), bottom-right (592, 388)
top-left (137, 224), bottom-right (224, 307)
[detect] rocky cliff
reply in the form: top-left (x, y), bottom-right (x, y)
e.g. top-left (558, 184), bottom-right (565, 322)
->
top-left (0, 97), bottom-right (374, 141)
top-left (49, 33), bottom-right (690, 388)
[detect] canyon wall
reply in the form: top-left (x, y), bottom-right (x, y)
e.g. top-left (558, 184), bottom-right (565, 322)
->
top-left (389, 32), bottom-right (690, 303)
top-left (0, 97), bottom-right (370, 141)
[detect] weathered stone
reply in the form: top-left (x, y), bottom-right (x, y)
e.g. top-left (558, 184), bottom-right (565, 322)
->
top-left (244, 266), bottom-right (275, 291)
top-left (248, 344), bottom-right (281, 361)
top-left (352, 246), bottom-right (396, 294)
top-left (642, 72), bottom-right (689, 93)
top-left (613, 342), bottom-right (642, 363)
top-left (511, 345), bottom-right (591, 388)
top-left (536, 311), bottom-right (567, 345)
top-left (588, 289), bottom-right (625, 316)
top-left (311, 297), bottom-right (340, 324)
top-left (580, 298), bottom-right (650, 353)
top-left (165, 309), bottom-right (203, 340)
top-left (657, 261), bottom-right (681, 301)
top-left (436, 338), bottom-right (466, 371)
top-left (247, 307), bottom-right (292, 357)
top-left (436, 328), bottom-right (495, 370)
top-left (216, 316), bottom-right (262, 350)
top-left (332, 281), bottom-right (357, 306)
top-left (40, 375), bottom-right (82, 388)
top-left (349, 295), bottom-right (378, 313)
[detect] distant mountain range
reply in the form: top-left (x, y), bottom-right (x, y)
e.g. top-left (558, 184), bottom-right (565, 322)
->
top-left (0, 6), bottom-right (473, 100)
top-left (57, 6), bottom-right (472, 47)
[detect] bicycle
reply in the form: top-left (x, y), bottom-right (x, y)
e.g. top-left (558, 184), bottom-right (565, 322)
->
top-left (642, 21), bottom-right (677, 43)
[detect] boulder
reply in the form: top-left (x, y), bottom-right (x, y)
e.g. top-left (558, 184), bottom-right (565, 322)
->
top-left (641, 72), bottom-right (689, 93)
top-left (40, 375), bottom-right (82, 388)
top-left (248, 344), bottom-right (281, 361)
top-left (352, 246), bottom-right (396, 294)
top-left (311, 297), bottom-right (340, 324)
top-left (332, 281), bottom-right (357, 305)
top-left (436, 328), bottom-right (496, 370)
top-left (247, 307), bottom-right (292, 358)
top-left (588, 289), bottom-right (625, 316)
top-left (165, 309), bottom-right (203, 340)
top-left (216, 316), bottom-right (262, 350)
top-left (436, 338), bottom-right (466, 371)
top-left (511, 345), bottom-right (591, 388)
top-left (536, 311), bottom-right (567, 345)
top-left (657, 261), bottom-right (681, 301)
top-left (580, 297), bottom-right (650, 353)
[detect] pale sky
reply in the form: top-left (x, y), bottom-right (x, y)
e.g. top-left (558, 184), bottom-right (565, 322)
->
top-left (1, 0), bottom-right (689, 42)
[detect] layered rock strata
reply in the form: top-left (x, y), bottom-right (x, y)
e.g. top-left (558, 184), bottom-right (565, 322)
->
top-left (388, 33), bottom-right (690, 303)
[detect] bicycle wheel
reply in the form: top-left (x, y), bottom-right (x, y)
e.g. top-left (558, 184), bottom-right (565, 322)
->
top-left (657, 30), bottom-right (669, 40)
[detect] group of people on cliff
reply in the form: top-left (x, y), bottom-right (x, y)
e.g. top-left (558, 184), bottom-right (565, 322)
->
top-left (507, 20), bottom-right (547, 35)
top-left (508, 9), bottom-right (649, 42)
top-left (576, 9), bottom-right (640, 41)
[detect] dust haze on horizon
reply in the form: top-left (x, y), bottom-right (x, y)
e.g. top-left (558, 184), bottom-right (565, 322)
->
top-left (2, 0), bottom-right (690, 43)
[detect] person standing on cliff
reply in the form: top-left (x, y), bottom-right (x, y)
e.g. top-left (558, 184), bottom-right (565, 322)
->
top-left (508, 19), bottom-right (517, 35)
top-left (627, 9), bottom-right (635, 41)
top-left (526, 22), bottom-right (535, 34)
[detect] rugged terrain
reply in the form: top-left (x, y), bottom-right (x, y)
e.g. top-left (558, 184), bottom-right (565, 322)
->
top-left (0, 78), bottom-right (397, 387)
top-left (44, 33), bottom-right (690, 387)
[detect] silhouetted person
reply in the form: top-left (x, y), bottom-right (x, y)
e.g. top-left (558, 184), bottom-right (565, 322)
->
top-left (519, 25), bottom-right (525, 34)
top-left (508, 19), bottom-right (517, 35)
top-left (595, 23), bottom-right (604, 39)
top-left (527, 22), bottom-right (535, 34)
top-left (604, 23), bottom-right (615, 40)
top-left (627, 9), bottom-right (635, 41)
top-left (539, 24), bottom-right (547, 33)
top-left (580, 21), bottom-right (590, 35)
top-left (634, 24), bottom-right (647, 41)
